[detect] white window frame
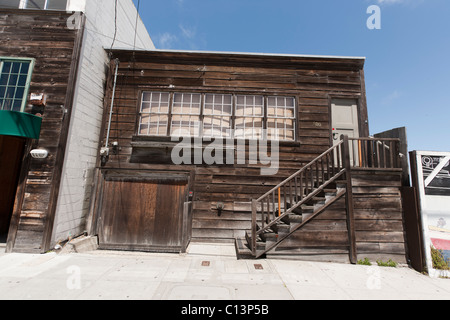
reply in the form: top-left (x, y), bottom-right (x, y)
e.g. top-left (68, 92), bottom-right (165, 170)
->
top-left (203, 93), bottom-right (233, 138)
top-left (138, 91), bottom-right (170, 137)
top-left (267, 96), bottom-right (296, 141)
top-left (20, 0), bottom-right (69, 10)
top-left (234, 94), bottom-right (264, 140)
top-left (137, 91), bottom-right (297, 142)
top-left (0, 57), bottom-right (35, 113)
top-left (171, 92), bottom-right (202, 137)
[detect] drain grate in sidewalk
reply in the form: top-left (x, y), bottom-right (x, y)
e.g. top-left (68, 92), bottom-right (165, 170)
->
top-left (202, 261), bottom-right (211, 267)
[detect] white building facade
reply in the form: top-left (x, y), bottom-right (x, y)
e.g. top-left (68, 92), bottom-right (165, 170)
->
top-left (0, 0), bottom-right (155, 248)
top-left (54, 0), bottom-right (154, 245)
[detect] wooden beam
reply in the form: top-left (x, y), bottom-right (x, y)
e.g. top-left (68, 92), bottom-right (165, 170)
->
top-left (342, 135), bottom-right (357, 264)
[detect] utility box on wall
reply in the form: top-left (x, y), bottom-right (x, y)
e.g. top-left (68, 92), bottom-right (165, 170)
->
top-left (410, 151), bottom-right (450, 277)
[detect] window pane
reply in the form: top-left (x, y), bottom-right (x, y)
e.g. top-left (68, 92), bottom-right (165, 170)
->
top-left (236, 95), bottom-right (263, 117)
top-left (139, 92), bottom-right (170, 136)
top-left (14, 87), bottom-right (24, 99)
top-left (19, 63), bottom-right (30, 75)
top-left (267, 96), bottom-right (295, 118)
top-left (47, 0), bottom-right (67, 10)
top-left (8, 74), bottom-right (18, 86)
top-left (267, 118), bottom-right (295, 141)
top-left (235, 95), bottom-right (264, 139)
top-left (203, 116), bottom-right (231, 138)
top-left (5, 87), bottom-right (15, 99)
top-left (171, 115), bottom-right (200, 137)
top-left (139, 114), bottom-right (168, 136)
top-left (173, 93), bottom-right (201, 115)
top-left (142, 92), bottom-right (151, 102)
top-left (149, 115), bottom-right (168, 136)
top-left (0, 74), bottom-right (8, 86)
top-left (12, 99), bottom-right (22, 112)
top-left (25, 0), bottom-right (46, 9)
top-left (139, 115), bottom-right (150, 135)
top-left (285, 107), bottom-right (295, 118)
top-left (266, 96), bottom-right (295, 141)
top-left (2, 62), bottom-right (12, 74)
top-left (204, 93), bottom-right (232, 116)
top-left (140, 92), bottom-right (170, 114)
top-left (141, 102), bottom-right (151, 113)
top-left (235, 117), bottom-right (263, 139)
top-left (0, 0), bottom-right (21, 9)
top-left (0, 86), bottom-right (6, 98)
top-left (11, 62), bottom-right (21, 74)
top-left (1, 99), bottom-right (12, 111)
top-left (18, 75), bottom-right (28, 87)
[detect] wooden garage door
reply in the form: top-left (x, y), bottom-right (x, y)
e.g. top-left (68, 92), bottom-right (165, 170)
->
top-left (98, 176), bottom-right (188, 252)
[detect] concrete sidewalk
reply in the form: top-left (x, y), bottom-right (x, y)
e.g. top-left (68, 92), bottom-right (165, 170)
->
top-left (0, 242), bottom-right (449, 300)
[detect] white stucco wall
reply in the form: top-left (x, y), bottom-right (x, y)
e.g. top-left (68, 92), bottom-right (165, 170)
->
top-left (52, 0), bottom-right (154, 244)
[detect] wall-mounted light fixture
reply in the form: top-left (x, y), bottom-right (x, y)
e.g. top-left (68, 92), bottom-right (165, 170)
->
top-left (112, 141), bottom-right (119, 155)
top-left (30, 149), bottom-right (49, 159)
top-left (30, 93), bottom-right (47, 107)
top-left (216, 202), bottom-right (225, 217)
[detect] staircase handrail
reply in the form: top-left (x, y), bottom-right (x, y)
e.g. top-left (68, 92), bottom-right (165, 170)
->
top-left (251, 139), bottom-right (347, 256)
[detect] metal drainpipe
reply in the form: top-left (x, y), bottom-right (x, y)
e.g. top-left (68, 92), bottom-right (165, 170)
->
top-left (105, 58), bottom-right (120, 149)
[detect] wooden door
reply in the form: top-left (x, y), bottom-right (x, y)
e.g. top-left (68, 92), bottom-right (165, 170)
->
top-left (98, 176), bottom-right (188, 252)
top-left (0, 136), bottom-right (25, 242)
top-left (331, 99), bottom-right (360, 166)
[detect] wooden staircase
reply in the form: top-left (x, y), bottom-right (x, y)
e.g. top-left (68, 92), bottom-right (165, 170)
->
top-left (242, 184), bottom-right (347, 257)
top-left (235, 135), bottom-right (403, 262)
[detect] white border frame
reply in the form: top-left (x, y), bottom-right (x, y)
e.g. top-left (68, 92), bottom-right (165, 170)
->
top-left (414, 150), bottom-right (450, 278)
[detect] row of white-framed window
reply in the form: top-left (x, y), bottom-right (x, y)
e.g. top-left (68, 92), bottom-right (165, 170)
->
top-left (0, 0), bottom-right (67, 11)
top-left (138, 91), bottom-right (296, 141)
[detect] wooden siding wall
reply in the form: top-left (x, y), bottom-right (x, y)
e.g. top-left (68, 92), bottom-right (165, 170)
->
top-left (98, 50), bottom-right (368, 243)
top-left (0, 10), bottom-right (83, 253)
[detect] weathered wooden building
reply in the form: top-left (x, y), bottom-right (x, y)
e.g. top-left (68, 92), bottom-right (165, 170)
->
top-left (0, 1), bottom-right (154, 253)
top-left (90, 49), bottom-right (410, 263)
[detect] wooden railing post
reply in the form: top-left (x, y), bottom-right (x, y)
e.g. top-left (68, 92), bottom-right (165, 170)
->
top-left (251, 199), bottom-right (257, 256)
top-left (341, 135), bottom-right (357, 264)
top-left (181, 201), bottom-right (192, 254)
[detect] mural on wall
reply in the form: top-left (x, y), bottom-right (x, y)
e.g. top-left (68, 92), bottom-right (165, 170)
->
top-left (412, 151), bottom-right (450, 275)
top-left (421, 155), bottom-right (450, 261)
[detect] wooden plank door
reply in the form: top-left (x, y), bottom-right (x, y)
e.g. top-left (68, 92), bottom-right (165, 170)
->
top-left (98, 176), bottom-right (188, 252)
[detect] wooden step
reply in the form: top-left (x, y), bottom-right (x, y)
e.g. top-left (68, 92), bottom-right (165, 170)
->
top-left (285, 202), bottom-right (303, 215)
top-left (235, 237), bottom-right (254, 259)
top-left (287, 213), bottom-right (303, 223)
top-left (312, 196), bottom-right (326, 204)
top-left (245, 231), bottom-right (265, 249)
top-left (260, 230), bottom-right (278, 242)
top-left (301, 205), bottom-right (314, 214)
top-left (271, 222), bottom-right (290, 234)
top-left (302, 213), bottom-right (313, 222)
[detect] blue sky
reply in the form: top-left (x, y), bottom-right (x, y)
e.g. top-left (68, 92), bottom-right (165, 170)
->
top-left (133, 0), bottom-right (449, 152)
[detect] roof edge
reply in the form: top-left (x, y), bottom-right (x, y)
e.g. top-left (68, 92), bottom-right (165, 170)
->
top-left (107, 47), bottom-right (366, 61)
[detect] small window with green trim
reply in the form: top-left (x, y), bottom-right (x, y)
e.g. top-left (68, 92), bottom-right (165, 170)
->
top-left (0, 58), bottom-right (34, 112)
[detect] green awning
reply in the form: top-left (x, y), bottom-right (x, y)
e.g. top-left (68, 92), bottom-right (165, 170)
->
top-left (0, 110), bottom-right (42, 140)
